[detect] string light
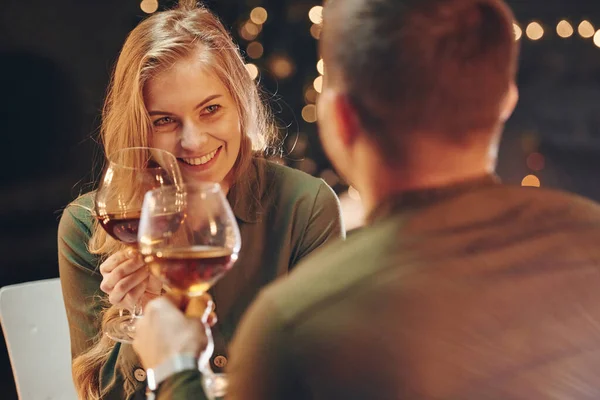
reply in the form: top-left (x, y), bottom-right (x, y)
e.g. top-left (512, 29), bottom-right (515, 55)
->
top-left (247, 42), bottom-right (264, 59)
top-left (513, 23), bottom-right (522, 41)
top-left (578, 20), bottom-right (595, 38)
top-left (308, 6), bottom-right (323, 25)
top-left (556, 20), bottom-right (574, 38)
top-left (250, 7), bottom-right (268, 25)
top-left (313, 76), bottom-right (323, 93)
top-left (245, 63), bottom-right (259, 80)
top-left (526, 22), bottom-right (544, 40)
top-left (521, 175), bottom-right (541, 188)
top-left (302, 105), bottom-right (318, 123)
top-left (594, 30), bottom-right (600, 48)
top-left (317, 59), bottom-right (325, 75)
top-left (140, 0), bottom-right (159, 14)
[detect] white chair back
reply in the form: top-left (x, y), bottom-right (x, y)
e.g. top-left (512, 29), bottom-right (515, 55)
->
top-left (0, 278), bottom-right (77, 399)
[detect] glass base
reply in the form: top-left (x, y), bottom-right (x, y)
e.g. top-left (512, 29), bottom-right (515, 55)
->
top-left (104, 314), bottom-right (139, 344)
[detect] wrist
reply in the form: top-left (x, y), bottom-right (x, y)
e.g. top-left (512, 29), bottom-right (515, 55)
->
top-left (146, 353), bottom-right (198, 391)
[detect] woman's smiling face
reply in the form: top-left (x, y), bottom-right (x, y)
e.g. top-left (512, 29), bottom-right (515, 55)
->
top-left (144, 54), bottom-right (242, 189)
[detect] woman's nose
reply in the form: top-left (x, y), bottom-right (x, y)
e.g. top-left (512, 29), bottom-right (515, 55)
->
top-left (180, 123), bottom-right (208, 151)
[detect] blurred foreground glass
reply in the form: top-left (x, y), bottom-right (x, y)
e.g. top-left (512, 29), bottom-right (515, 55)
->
top-left (138, 182), bottom-right (241, 399)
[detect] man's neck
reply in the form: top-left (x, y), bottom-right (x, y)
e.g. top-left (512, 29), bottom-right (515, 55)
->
top-left (356, 150), bottom-right (495, 217)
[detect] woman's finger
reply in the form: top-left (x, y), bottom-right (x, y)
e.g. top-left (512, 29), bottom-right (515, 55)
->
top-left (122, 280), bottom-right (149, 310)
top-left (108, 268), bottom-right (150, 306)
top-left (99, 256), bottom-right (145, 294)
top-left (99, 248), bottom-right (137, 275)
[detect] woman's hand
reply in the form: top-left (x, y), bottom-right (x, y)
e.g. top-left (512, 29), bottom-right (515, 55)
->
top-left (99, 248), bottom-right (163, 310)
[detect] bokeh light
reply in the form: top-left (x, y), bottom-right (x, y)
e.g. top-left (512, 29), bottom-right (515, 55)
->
top-left (513, 23), bottom-right (522, 40)
top-left (302, 105), bottom-right (318, 123)
top-left (526, 152), bottom-right (545, 171)
top-left (310, 24), bottom-right (322, 40)
top-left (526, 22), bottom-right (544, 40)
top-left (521, 175), bottom-right (541, 187)
top-left (309, 6), bottom-right (323, 25)
top-left (140, 0), bottom-right (159, 14)
top-left (268, 55), bottom-right (295, 79)
top-left (244, 63), bottom-right (259, 80)
top-left (313, 76), bottom-right (323, 93)
top-left (578, 20), bottom-right (595, 38)
top-left (250, 7), bottom-right (268, 25)
top-left (317, 59), bottom-right (325, 75)
top-left (593, 30), bottom-right (600, 48)
top-left (556, 20), bottom-right (574, 38)
top-left (305, 87), bottom-right (319, 104)
top-left (247, 42), bottom-right (264, 59)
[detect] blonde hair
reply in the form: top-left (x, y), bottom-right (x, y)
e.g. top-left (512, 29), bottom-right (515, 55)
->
top-left (73, 1), bottom-right (276, 398)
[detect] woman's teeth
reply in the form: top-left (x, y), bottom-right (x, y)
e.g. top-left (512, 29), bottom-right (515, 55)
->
top-left (182, 148), bottom-right (219, 166)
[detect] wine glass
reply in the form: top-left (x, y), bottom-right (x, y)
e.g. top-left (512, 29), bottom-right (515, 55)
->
top-left (95, 147), bottom-right (182, 343)
top-left (138, 182), bottom-right (241, 400)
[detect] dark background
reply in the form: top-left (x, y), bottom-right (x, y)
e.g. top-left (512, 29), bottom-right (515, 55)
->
top-left (2, 0), bottom-right (600, 397)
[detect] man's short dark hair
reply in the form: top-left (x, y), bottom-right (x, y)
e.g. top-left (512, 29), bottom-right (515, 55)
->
top-left (321, 0), bottom-right (519, 157)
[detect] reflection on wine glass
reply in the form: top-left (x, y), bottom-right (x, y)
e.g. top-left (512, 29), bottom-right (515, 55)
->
top-left (95, 147), bottom-right (182, 343)
top-left (138, 182), bottom-right (241, 400)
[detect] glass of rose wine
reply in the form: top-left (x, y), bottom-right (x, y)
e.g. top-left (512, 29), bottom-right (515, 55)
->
top-left (138, 182), bottom-right (241, 399)
top-left (94, 147), bottom-right (182, 343)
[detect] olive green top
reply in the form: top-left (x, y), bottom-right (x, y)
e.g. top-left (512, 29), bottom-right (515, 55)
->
top-left (58, 157), bottom-right (344, 399)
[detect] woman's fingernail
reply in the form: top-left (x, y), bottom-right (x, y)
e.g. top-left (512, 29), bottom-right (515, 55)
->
top-left (127, 249), bottom-right (135, 258)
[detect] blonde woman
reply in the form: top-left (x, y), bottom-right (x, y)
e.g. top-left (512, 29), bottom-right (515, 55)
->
top-left (57, 1), bottom-right (344, 399)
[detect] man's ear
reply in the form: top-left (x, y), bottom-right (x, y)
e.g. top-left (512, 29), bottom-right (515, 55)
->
top-left (330, 92), bottom-right (362, 146)
top-left (500, 81), bottom-right (518, 122)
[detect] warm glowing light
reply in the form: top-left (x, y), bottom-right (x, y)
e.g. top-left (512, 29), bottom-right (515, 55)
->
top-left (594, 30), bottom-right (600, 48)
top-left (317, 59), bottom-right (325, 75)
top-left (247, 42), bottom-right (264, 59)
top-left (521, 175), bottom-right (541, 188)
top-left (556, 20), bottom-right (574, 38)
top-left (269, 56), bottom-right (295, 79)
top-left (250, 7), bottom-right (268, 25)
top-left (245, 63), bottom-right (259, 80)
top-left (302, 105), bottom-right (317, 123)
top-left (526, 22), bottom-right (544, 40)
top-left (313, 76), bottom-right (323, 93)
top-left (309, 6), bottom-right (323, 24)
top-left (526, 152), bottom-right (545, 171)
top-left (240, 21), bottom-right (262, 41)
top-left (579, 20), bottom-right (595, 38)
top-left (140, 0), bottom-right (159, 14)
top-left (513, 23), bottom-right (522, 41)
top-left (310, 24), bottom-right (322, 39)
top-left (305, 87), bottom-right (318, 104)
top-left (348, 186), bottom-right (361, 201)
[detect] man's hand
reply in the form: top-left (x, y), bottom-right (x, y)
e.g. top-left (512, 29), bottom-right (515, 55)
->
top-left (132, 294), bottom-right (216, 369)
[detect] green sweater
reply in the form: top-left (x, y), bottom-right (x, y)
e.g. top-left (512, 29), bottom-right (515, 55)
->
top-left (58, 158), bottom-right (344, 399)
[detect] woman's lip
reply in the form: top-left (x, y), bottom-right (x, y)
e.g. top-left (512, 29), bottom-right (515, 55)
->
top-left (177, 146), bottom-right (222, 171)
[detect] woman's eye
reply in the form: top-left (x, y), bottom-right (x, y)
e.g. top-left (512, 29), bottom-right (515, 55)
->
top-left (153, 117), bottom-right (176, 126)
top-left (203, 104), bottom-right (221, 115)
